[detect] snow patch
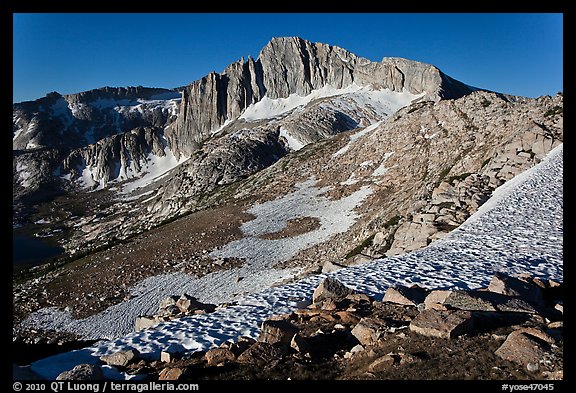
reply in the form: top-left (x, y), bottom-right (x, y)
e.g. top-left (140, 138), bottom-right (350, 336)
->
top-left (332, 120), bottom-right (383, 158)
top-left (22, 177), bottom-right (373, 343)
top-left (16, 162), bottom-right (33, 188)
top-left (25, 140), bottom-right (40, 149)
top-left (279, 127), bottom-right (305, 151)
top-left (26, 144), bottom-right (563, 379)
top-left (371, 152), bottom-right (395, 177)
top-left (120, 142), bottom-right (186, 194)
top-left (211, 119), bottom-right (232, 136)
top-left (240, 84), bottom-right (364, 121)
top-left (34, 219), bottom-right (51, 224)
top-left (340, 173), bottom-right (359, 186)
top-left (240, 84), bottom-right (423, 123)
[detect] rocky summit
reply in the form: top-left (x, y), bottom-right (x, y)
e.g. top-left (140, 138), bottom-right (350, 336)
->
top-left (12, 36), bottom-right (562, 381)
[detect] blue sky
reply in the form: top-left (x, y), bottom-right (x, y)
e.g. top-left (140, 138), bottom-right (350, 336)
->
top-left (13, 13), bottom-right (563, 103)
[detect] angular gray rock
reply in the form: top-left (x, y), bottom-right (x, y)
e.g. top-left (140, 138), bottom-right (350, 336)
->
top-left (488, 272), bottom-right (543, 304)
top-left (424, 289), bottom-right (538, 314)
top-left (383, 285), bottom-right (429, 306)
top-left (409, 309), bottom-right (474, 339)
top-left (258, 319), bottom-right (299, 345)
top-left (439, 290), bottom-right (497, 312)
top-left (312, 277), bottom-right (357, 305)
top-left (205, 348), bottom-right (236, 366)
top-left (351, 317), bottom-right (389, 346)
top-left (100, 349), bottom-right (139, 367)
top-left (56, 364), bottom-right (104, 380)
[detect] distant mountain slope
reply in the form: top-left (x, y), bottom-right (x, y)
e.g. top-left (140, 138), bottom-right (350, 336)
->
top-left (12, 38), bottom-right (562, 352)
top-left (24, 143), bottom-right (562, 380)
top-left (13, 36), bottom-right (475, 212)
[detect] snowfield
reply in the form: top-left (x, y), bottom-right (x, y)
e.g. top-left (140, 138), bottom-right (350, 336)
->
top-left (22, 177), bottom-right (373, 340)
top-left (239, 83), bottom-right (424, 122)
top-left (26, 144), bottom-right (562, 379)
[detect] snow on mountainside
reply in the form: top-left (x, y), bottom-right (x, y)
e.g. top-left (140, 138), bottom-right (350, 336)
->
top-left (13, 88), bottom-right (181, 151)
top-left (26, 143), bottom-right (563, 380)
top-left (239, 83), bottom-right (423, 122)
top-left (13, 37), bottom-right (475, 245)
top-left (13, 38), bottom-right (563, 368)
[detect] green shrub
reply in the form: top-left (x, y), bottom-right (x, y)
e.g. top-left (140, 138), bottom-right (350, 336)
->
top-left (345, 234), bottom-right (375, 259)
top-left (383, 215), bottom-right (401, 228)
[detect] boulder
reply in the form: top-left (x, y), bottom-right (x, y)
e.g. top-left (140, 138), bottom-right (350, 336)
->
top-left (488, 272), bottom-right (543, 304)
top-left (409, 309), bottom-right (474, 339)
top-left (515, 327), bottom-right (555, 345)
top-left (158, 367), bottom-right (185, 380)
top-left (383, 285), bottom-right (429, 306)
top-left (440, 290), bottom-right (497, 311)
top-left (158, 295), bottom-right (179, 311)
top-left (228, 337), bottom-right (256, 357)
top-left (236, 342), bottom-right (285, 365)
top-left (368, 354), bottom-right (397, 372)
top-left (176, 293), bottom-right (216, 314)
top-left (56, 364), bottom-right (104, 380)
top-left (335, 311), bottom-right (361, 325)
top-left (495, 330), bottom-right (551, 369)
top-left (424, 289), bottom-right (538, 313)
top-left (135, 316), bottom-right (159, 331)
top-left (424, 290), bottom-right (452, 310)
top-left (160, 351), bottom-right (178, 363)
top-left (351, 317), bottom-right (389, 346)
top-left (258, 319), bottom-right (299, 345)
top-left (205, 348), bottom-right (235, 366)
top-left (321, 260), bottom-right (346, 273)
top-left (100, 349), bottom-right (139, 367)
top-left (344, 344), bottom-right (364, 359)
top-left (312, 277), bottom-right (357, 305)
top-left (158, 305), bottom-right (181, 317)
top-left (290, 334), bottom-right (311, 354)
top-left (315, 298), bottom-right (338, 311)
top-left (346, 293), bottom-right (372, 304)
top-left (372, 231), bottom-right (386, 246)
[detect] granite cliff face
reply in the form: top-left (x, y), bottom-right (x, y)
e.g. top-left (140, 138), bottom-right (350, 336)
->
top-left (13, 86), bottom-right (181, 207)
top-left (13, 86), bottom-right (180, 151)
top-left (12, 36), bottom-right (562, 270)
top-left (14, 36), bottom-right (472, 216)
top-left (167, 36), bottom-right (475, 158)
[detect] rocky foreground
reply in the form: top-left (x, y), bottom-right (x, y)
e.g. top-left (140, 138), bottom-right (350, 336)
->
top-left (18, 272), bottom-right (562, 381)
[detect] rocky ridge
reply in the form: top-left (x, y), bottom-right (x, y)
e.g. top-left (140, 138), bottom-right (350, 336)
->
top-left (167, 36), bottom-right (475, 158)
top-left (42, 273), bottom-right (563, 380)
top-left (12, 38), bottom-right (563, 354)
top-left (13, 36), bottom-right (476, 242)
